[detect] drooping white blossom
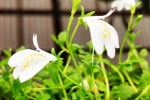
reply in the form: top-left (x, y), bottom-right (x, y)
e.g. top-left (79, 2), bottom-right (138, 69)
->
top-left (8, 34), bottom-right (57, 83)
top-left (111, 0), bottom-right (136, 11)
top-left (83, 9), bottom-right (119, 58)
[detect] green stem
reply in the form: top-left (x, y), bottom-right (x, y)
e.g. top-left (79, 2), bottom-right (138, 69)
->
top-left (69, 48), bottom-right (93, 99)
top-left (132, 49), bottom-right (144, 71)
top-left (58, 73), bottom-right (68, 99)
top-left (65, 10), bottom-right (93, 100)
top-left (61, 46), bottom-right (69, 53)
top-left (63, 56), bottom-right (71, 73)
top-left (110, 65), bottom-right (125, 83)
top-left (119, 11), bottom-right (134, 63)
top-left (100, 56), bottom-right (110, 100)
top-left (65, 5), bottom-right (93, 99)
top-left (135, 84), bottom-right (150, 100)
top-left (66, 14), bottom-right (74, 48)
top-left (57, 66), bottom-right (79, 86)
top-left (69, 21), bottom-right (80, 44)
top-left (123, 69), bottom-right (138, 92)
top-left (34, 82), bottom-right (45, 88)
top-left (92, 72), bottom-right (98, 100)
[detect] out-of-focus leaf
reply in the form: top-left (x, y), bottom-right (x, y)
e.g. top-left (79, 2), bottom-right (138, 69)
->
top-left (36, 94), bottom-right (51, 100)
top-left (139, 49), bottom-right (148, 58)
top-left (111, 84), bottom-right (135, 99)
top-left (140, 70), bottom-right (150, 86)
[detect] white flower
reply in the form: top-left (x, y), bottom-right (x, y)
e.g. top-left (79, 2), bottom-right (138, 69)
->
top-left (8, 34), bottom-right (57, 83)
top-left (83, 9), bottom-right (119, 58)
top-left (111, 0), bottom-right (136, 11)
top-left (80, 79), bottom-right (90, 90)
top-left (79, 79), bottom-right (98, 93)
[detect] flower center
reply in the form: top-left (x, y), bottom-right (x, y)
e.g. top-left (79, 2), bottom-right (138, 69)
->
top-left (23, 53), bottom-right (45, 68)
top-left (100, 21), bottom-right (111, 39)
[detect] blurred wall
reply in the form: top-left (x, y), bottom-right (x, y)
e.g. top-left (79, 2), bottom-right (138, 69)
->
top-left (0, 0), bottom-right (150, 58)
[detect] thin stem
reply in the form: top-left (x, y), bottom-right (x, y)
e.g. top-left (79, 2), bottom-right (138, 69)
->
top-left (92, 72), bottom-right (98, 100)
top-left (92, 48), bottom-right (95, 66)
top-left (100, 56), bottom-right (110, 100)
top-left (66, 14), bottom-right (74, 48)
top-left (63, 56), bottom-right (71, 73)
top-left (110, 65), bottom-right (125, 83)
top-left (57, 66), bottom-right (79, 86)
top-left (135, 84), bottom-right (150, 100)
top-left (34, 82), bottom-right (45, 88)
top-left (119, 12), bottom-right (134, 63)
top-left (61, 46), bottom-right (69, 53)
top-left (58, 73), bottom-right (68, 99)
top-left (123, 69), bottom-right (138, 92)
top-left (132, 49), bottom-right (144, 71)
top-left (65, 4), bottom-right (92, 99)
top-left (69, 21), bottom-right (80, 44)
top-left (68, 48), bottom-right (93, 99)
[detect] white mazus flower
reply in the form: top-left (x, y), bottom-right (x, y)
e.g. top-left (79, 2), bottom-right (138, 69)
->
top-left (83, 9), bottom-right (119, 58)
top-left (8, 34), bottom-right (57, 83)
top-left (111, 0), bottom-right (136, 11)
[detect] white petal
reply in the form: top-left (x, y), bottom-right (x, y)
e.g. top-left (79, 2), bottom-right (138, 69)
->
top-left (12, 66), bottom-right (24, 79)
top-left (40, 50), bottom-right (57, 61)
top-left (111, 0), bottom-right (124, 11)
top-left (111, 0), bottom-right (120, 8)
top-left (33, 33), bottom-right (40, 50)
top-left (8, 49), bottom-right (37, 67)
top-left (87, 20), bottom-right (105, 55)
top-left (19, 56), bottom-right (49, 83)
top-left (123, 0), bottom-right (135, 6)
top-left (83, 79), bottom-right (89, 90)
top-left (32, 34), bottom-right (57, 61)
top-left (105, 38), bottom-right (116, 58)
top-left (83, 9), bottom-right (115, 22)
top-left (124, 5), bottom-right (131, 10)
top-left (117, 4), bottom-right (124, 11)
top-left (105, 22), bottom-right (119, 48)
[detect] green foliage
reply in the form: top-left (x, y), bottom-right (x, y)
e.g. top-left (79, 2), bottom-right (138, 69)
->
top-left (111, 84), bottom-right (135, 99)
top-left (36, 94), bottom-right (51, 100)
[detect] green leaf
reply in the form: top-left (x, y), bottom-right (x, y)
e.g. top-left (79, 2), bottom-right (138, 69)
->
top-left (51, 34), bottom-right (59, 45)
top-left (111, 84), bottom-right (135, 99)
top-left (64, 73), bottom-right (80, 85)
top-left (134, 14), bottom-right (143, 25)
top-left (36, 94), bottom-right (51, 100)
top-left (3, 48), bottom-right (12, 57)
top-left (85, 11), bottom-right (95, 17)
top-left (16, 46), bottom-right (26, 52)
top-left (72, 0), bottom-right (81, 14)
top-left (44, 79), bottom-right (56, 87)
top-left (0, 79), bottom-right (11, 92)
top-left (86, 41), bottom-right (93, 51)
top-left (96, 80), bottom-right (106, 92)
top-left (46, 62), bottom-right (59, 84)
top-left (58, 31), bottom-right (67, 44)
top-left (139, 49), bottom-right (148, 58)
top-left (71, 93), bottom-right (77, 100)
top-left (75, 88), bottom-right (86, 99)
top-left (140, 70), bottom-right (150, 86)
top-left (51, 48), bottom-right (56, 56)
top-left (0, 58), bottom-right (9, 66)
top-left (23, 86), bottom-right (32, 94)
top-left (57, 50), bottom-right (65, 57)
top-left (71, 43), bottom-right (82, 53)
top-left (15, 95), bottom-right (26, 100)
